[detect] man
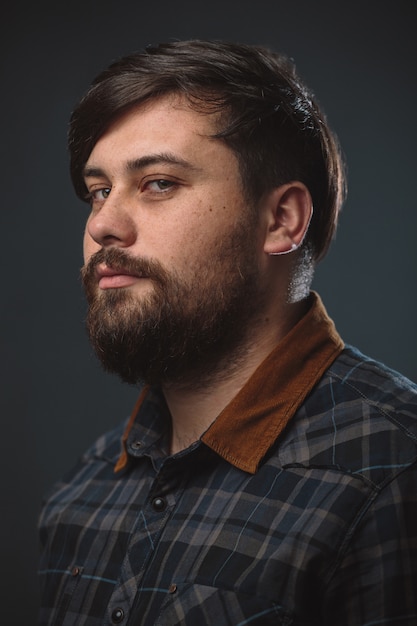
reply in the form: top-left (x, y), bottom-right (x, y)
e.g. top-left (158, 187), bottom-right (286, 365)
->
top-left (38, 40), bottom-right (417, 625)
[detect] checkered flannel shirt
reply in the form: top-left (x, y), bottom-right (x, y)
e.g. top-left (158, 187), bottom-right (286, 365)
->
top-left (38, 294), bottom-right (417, 625)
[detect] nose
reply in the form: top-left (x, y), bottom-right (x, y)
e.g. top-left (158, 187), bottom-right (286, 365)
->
top-left (85, 188), bottom-right (137, 249)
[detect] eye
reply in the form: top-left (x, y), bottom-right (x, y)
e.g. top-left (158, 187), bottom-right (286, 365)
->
top-left (86, 187), bottom-right (111, 205)
top-left (144, 179), bottom-right (176, 193)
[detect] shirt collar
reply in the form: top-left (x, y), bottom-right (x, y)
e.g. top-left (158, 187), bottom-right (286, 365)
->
top-left (115, 292), bottom-right (344, 474)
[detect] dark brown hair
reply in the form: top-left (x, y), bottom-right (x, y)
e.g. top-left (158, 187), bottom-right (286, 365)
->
top-left (69, 40), bottom-right (346, 261)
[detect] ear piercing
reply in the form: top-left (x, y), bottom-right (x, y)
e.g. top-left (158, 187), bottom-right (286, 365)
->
top-left (269, 242), bottom-right (298, 256)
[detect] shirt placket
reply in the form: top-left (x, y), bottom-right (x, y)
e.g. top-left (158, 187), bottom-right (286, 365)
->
top-left (103, 451), bottom-right (187, 626)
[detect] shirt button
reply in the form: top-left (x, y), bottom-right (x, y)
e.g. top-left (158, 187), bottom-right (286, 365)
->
top-left (168, 583), bottom-right (177, 594)
top-left (131, 440), bottom-right (142, 450)
top-left (152, 496), bottom-right (167, 512)
top-left (111, 607), bottom-right (125, 623)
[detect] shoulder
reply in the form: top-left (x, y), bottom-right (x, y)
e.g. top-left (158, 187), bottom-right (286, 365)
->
top-left (41, 419), bottom-right (128, 509)
top-left (329, 345), bottom-right (417, 418)
top-left (329, 346), bottom-right (417, 454)
top-left (280, 346), bottom-right (417, 487)
top-left (314, 344), bottom-right (417, 436)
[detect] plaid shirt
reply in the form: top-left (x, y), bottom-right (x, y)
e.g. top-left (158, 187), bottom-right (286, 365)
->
top-left (38, 294), bottom-right (417, 625)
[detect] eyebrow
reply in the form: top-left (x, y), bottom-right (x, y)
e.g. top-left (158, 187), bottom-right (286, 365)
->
top-left (83, 152), bottom-right (201, 180)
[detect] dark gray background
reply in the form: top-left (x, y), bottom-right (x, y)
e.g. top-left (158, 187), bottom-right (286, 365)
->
top-left (1, 1), bottom-right (416, 623)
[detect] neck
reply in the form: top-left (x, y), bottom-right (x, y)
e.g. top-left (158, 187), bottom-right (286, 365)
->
top-left (163, 297), bottom-right (309, 454)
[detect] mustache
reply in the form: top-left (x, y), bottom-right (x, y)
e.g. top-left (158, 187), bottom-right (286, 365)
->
top-left (81, 248), bottom-right (169, 287)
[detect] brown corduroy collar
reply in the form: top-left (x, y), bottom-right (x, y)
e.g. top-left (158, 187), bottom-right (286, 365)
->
top-left (115, 292), bottom-right (344, 474)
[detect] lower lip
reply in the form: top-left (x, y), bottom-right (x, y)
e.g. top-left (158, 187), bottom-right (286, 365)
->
top-left (98, 274), bottom-right (144, 289)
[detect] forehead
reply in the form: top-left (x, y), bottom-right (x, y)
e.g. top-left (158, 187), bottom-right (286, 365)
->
top-left (86, 94), bottom-right (224, 165)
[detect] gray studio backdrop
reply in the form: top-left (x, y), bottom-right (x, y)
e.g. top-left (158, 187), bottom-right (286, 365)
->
top-left (1, 1), bottom-right (416, 623)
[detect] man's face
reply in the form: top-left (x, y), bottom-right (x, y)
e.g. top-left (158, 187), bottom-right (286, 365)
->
top-left (81, 95), bottom-right (267, 387)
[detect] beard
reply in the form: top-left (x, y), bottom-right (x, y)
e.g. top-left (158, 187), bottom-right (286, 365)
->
top-left (81, 221), bottom-right (265, 389)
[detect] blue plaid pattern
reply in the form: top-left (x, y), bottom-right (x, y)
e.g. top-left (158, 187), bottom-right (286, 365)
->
top-left (39, 343), bottom-right (417, 625)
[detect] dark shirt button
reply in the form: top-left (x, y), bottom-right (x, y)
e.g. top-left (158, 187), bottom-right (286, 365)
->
top-left (70, 566), bottom-right (80, 577)
top-left (152, 496), bottom-right (167, 512)
top-left (131, 440), bottom-right (142, 450)
top-left (168, 583), bottom-right (177, 594)
top-left (111, 607), bottom-right (125, 623)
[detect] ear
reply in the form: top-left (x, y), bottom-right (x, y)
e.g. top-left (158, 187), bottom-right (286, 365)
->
top-left (262, 182), bottom-right (313, 255)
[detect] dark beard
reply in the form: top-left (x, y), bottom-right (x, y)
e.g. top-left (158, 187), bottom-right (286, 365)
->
top-left (81, 225), bottom-right (264, 389)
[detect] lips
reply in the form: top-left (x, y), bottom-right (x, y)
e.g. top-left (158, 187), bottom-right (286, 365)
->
top-left (96, 263), bottom-right (146, 289)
